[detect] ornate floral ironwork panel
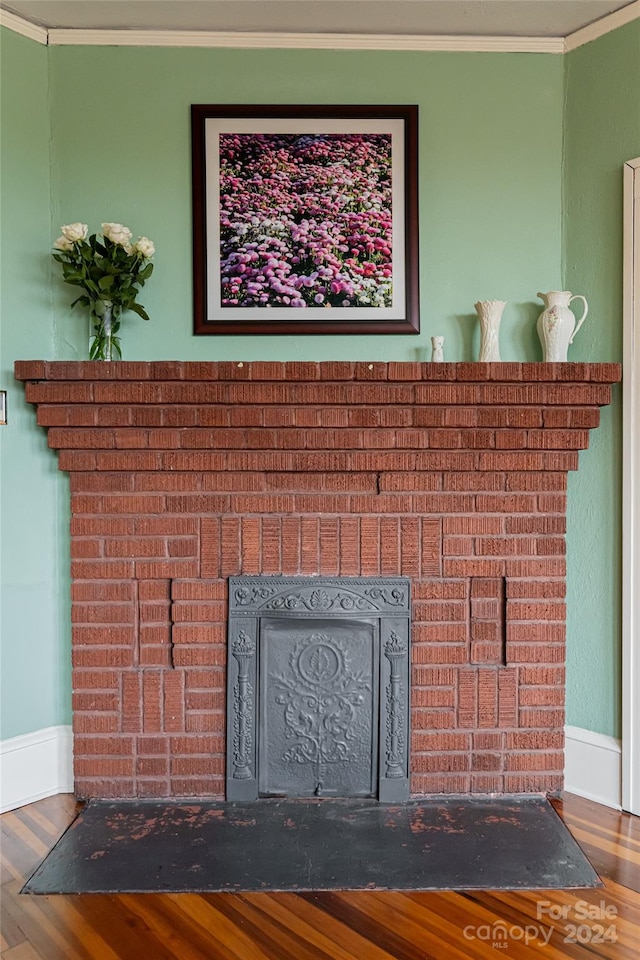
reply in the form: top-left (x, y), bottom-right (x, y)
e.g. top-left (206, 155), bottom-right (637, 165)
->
top-left (260, 619), bottom-right (377, 798)
top-left (231, 578), bottom-right (410, 615)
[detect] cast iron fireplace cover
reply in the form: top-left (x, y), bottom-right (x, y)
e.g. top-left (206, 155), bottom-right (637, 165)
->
top-left (226, 577), bottom-right (411, 802)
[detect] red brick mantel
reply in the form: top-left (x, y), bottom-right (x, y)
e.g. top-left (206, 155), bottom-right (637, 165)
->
top-left (15, 360), bottom-right (620, 800)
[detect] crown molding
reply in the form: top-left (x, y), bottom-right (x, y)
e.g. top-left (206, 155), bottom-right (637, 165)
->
top-left (2, 2), bottom-right (638, 54)
top-left (564, 0), bottom-right (640, 51)
top-left (0, 14), bottom-right (565, 53)
top-left (46, 28), bottom-right (565, 53)
top-left (0, 8), bottom-right (47, 44)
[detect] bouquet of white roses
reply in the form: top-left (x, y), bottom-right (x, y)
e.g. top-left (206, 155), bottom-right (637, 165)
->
top-left (52, 222), bottom-right (155, 360)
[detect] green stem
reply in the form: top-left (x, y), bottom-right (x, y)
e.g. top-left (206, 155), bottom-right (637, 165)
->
top-left (90, 301), bottom-right (122, 361)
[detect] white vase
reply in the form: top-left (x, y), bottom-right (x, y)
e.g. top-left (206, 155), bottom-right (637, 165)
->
top-left (430, 336), bottom-right (445, 362)
top-left (537, 291), bottom-right (588, 362)
top-left (474, 300), bottom-right (506, 362)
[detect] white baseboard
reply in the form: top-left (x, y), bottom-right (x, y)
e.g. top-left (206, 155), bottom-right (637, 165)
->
top-left (0, 725), bottom-right (73, 813)
top-left (564, 725), bottom-right (622, 810)
top-left (0, 722), bottom-right (623, 812)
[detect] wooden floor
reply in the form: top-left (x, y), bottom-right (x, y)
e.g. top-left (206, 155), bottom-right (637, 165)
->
top-left (1, 793), bottom-right (638, 960)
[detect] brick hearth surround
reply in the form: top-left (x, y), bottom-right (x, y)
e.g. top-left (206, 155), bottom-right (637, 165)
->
top-left (15, 360), bottom-right (620, 800)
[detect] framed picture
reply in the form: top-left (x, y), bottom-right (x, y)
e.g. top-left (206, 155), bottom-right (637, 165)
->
top-left (192, 105), bottom-right (419, 336)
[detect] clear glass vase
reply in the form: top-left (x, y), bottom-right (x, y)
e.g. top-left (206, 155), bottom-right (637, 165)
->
top-left (90, 300), bottom-right (122, 361)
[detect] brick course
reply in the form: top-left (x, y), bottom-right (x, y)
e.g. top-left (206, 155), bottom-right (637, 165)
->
top-left (15, 361), bottom-right (619, 799)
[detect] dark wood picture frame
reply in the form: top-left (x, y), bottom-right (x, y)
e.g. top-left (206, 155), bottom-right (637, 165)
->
top-left (192, 104), bottom-right (419, 336)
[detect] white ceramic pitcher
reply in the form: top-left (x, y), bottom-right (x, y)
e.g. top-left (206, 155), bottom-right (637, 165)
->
top-left (536, 291), bottom-right (588, 362)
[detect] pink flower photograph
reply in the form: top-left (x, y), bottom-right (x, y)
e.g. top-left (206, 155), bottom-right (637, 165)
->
top-left (219, 132), bottom-right (392, 310)
top-left (192, 106), bottom-right (419, 335)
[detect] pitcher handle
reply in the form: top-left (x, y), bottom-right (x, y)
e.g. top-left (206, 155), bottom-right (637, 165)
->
top-left (569, 295), bottom-right (588, 343)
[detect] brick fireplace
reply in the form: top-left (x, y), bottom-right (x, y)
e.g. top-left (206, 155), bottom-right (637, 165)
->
top-left (15, 360), bottom-right (620, 800)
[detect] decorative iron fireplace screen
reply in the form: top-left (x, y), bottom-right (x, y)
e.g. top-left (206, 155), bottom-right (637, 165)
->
top-left (227, 577), bottom-right (411, 802)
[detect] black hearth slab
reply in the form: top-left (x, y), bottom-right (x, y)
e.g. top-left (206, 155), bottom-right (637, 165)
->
top-left (22, 796), bottom-right (601, 894)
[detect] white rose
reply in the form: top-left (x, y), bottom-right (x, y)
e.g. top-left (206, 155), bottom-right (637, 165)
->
top-left (53, 235), bottom-right (74, 251)
top-left (102, 222), bottom-right (133, 246)
top-left (60, 222), bottom-right (87, 243)
top-left (135, 237), bottom-right (155, 258)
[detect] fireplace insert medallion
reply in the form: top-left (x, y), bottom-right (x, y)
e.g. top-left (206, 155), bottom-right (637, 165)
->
top-left (226, 577), bottom-right (411, 802)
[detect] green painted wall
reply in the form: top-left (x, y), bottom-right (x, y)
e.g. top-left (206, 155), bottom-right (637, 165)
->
top-left (48, 47), bottom-right (562, 362)
top-left (0, 28), bottom-right (71, 739)
top-left (563, 19), bottom-right (640, 738)
top-left (3, 25), bottom-right (631, 744)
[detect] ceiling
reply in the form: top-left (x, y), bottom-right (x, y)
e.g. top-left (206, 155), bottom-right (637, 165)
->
top-left (0, 0), bottom-right (637, 39)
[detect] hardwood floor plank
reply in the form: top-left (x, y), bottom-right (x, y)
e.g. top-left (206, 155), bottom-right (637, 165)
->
top-left (242, 891), bottom-right (400, 960)
top-left (208, 892), bottom-right (356, 960)
top-left (17, 806), bottom-right (69, 847)
top-left (394, 891), bottom-right (577, 960)
top-left (0, 832), bottom-right (41, 888)
top-left (0, 891), bottom-right (28, 953)
top-left (304, 891), bottom-right (440, 960)
top-left (1, 848), bottom-right (25, 887)
top-left (0, 817), bottom-right (48, 862)
top-left (31, 795), bottom-right (79, 833)
top-left (164, 891), bottom-right (278, 960)
top-left (460, 890), bottom-right (632, 960)
top-left (598, 877), bottom-right (640, 916)
top-left (69, 894), bottom-right (205, 960)
top-left (554, 796), bottom-right (640, 841)
top-left (566, 825), bottom-right (640, 867)
top-left (0, 848), bottom-right (20, 888)
top-left (561, 812), bottom-right (640, 850)
top-left (563, 833), bottom-right (640, 891)
top-left (354, 891), bottom-right (528, 960)
top-left (346, 889), bottom-right (584, 960)
top-left (550, 795), bottom-right (640, 891)
top-left (41, 895), bottom-right (137, 960)
top-left (2, 883), bottom-right (92, 960)
top-left (1, 940), bottom-right (47, 960)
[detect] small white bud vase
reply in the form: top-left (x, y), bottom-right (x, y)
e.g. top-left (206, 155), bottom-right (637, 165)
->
top-left (430, 336), bottom-right (445, 362)
top-left (536, 290), bottom-right (588, 362)
top-left (474, 300), bottom-right (506, 362)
